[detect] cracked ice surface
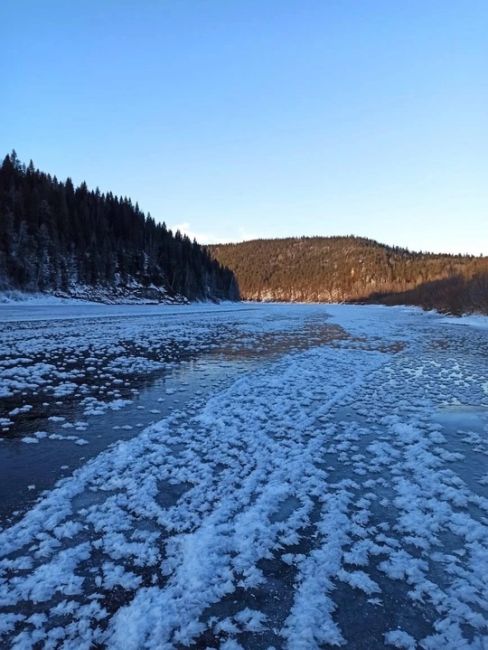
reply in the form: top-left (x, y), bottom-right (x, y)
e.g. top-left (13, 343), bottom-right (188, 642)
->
top-left (0, 304), bottom-right (487, 649)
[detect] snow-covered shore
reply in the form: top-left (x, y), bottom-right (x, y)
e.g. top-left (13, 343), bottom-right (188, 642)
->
top-left (0, 286), bottom-right (188, 306)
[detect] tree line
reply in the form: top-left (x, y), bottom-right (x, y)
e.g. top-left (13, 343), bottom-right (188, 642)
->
top-left (0, 151), bottom-right (239, 301)
top-left (209, 237), bottom-right (488, 314)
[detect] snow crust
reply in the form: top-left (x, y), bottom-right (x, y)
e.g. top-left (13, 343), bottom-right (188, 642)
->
top-left (439, 312), bottom-right (488, 330)
top-left (0, 304), bottom-right (487, 648)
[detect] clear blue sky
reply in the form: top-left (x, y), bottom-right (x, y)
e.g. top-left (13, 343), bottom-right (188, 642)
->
top-left (2, 1), bottom-right (487, 254)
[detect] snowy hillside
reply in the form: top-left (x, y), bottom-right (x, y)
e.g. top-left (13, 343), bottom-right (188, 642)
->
top-left (0, 152), bottom-right (239, 303)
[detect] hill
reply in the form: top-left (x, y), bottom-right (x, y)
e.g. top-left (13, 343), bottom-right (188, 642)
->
top-left (209, 236), bottom-right (488, 314)
top-left (0, 152), bottom-right (239, 303)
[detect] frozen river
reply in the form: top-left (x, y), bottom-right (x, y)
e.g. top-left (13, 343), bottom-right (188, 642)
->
top-left (0, 303), bottom-right (487, 649)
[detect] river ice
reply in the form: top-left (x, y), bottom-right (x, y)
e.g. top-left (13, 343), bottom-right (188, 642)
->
top-left (0, 303), bottom-right (487, 649)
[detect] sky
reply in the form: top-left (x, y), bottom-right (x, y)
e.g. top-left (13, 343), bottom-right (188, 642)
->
top-left (2, 1), bottom-right (487, 254)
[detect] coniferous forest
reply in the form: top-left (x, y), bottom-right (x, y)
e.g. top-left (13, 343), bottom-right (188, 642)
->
top-left (1, 151), bottom-right (486, 314)
top-left (0, 152), bottom-right (239, 302)
top-left (210, 237), bottom-right (488, 314)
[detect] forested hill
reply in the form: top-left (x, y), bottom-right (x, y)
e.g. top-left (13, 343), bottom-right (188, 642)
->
top-left (209, 237), bottom-right (488, 314)
top-left (0, 152), bottom-right (239, 302)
